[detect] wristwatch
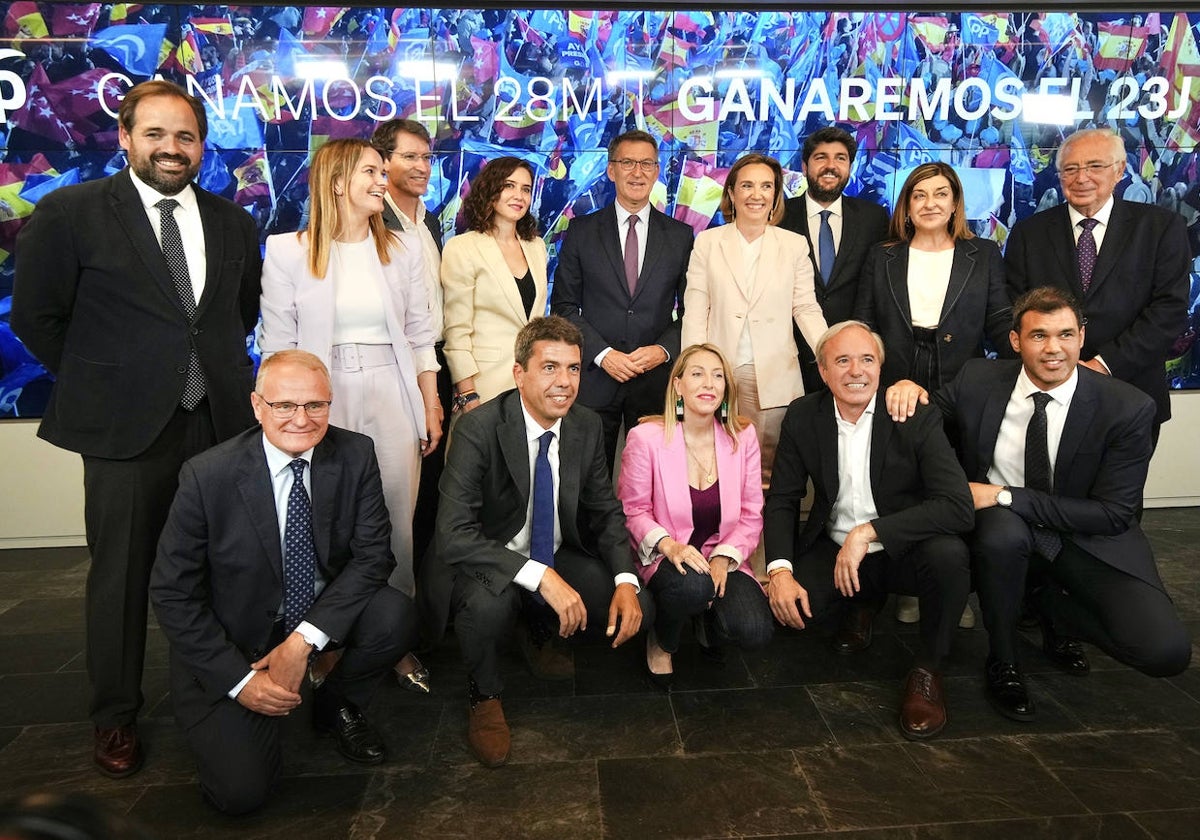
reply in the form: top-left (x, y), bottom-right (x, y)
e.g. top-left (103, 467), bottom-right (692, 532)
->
top-left (995, 487), bottom-right (1013, 507)
top-left (453, 391), bottom-right (480, 412)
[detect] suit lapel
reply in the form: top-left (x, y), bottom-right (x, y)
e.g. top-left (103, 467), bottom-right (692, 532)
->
top-left (1047, 206), bottom-right (1083, 298)
top-left (636, 210), bottom-right (669, 302)
top-left (979, 368), bottom-right (1019, 479)
top-left (883, 245), bottom-right (913, 329)
top-left (817, 394), bottom-right (840, 505)
top-left (309, 436), bottom-right (340, 570)
top-left (557, 409), bottom-right (584, 541)
top-left (520, 237), bottom-right (548, 318)
top-left (713, 420), bottom-right (739, 538)
top-left (498, 395), bottom-right (531, 503)
top-left (717, 225), bottom-right (751, 302)
top-left (598, 205), bottom-right (628, 298)
top-left (236, 434), bottom-right (284, 586)
top-left (1088, 198), bottom-right (1125, 295)
top-left (660, 425), bottom-right (690, 538)
top-left (195, 189), bottom-right (225, 316)
top-left (109, 170), bottom-right (185, 316)
top-left (938, 240), bottom-right (976, 324)
top-left (1055, 372), bottom-right (1097, 492)
top-left (868, 401), bottom-right (890, 493)
top-left (478, 234), bottom-right (529, 322)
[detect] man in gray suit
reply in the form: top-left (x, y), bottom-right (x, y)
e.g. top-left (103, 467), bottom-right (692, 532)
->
top-left (429, 317), bottom-right (645, 767)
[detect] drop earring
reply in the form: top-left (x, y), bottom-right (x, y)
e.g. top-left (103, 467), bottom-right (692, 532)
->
top-left (719, 401), bottom-right (728, 422)
top-left (675, 397), bottom-right (684, 421)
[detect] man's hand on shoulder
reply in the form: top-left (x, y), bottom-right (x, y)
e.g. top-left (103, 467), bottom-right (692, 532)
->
top-left (884, 380), bottom-right (929, 422)
top-left (607, 582), bottom-right (642, 648)
top-left (537, 568), bottom-right (588, 637)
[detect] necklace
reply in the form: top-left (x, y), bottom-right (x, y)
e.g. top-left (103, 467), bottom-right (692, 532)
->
top-left (686, 440), bottom-right (716, 485)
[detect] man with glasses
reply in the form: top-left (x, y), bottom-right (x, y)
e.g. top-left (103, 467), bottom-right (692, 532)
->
top-left (370, 119), bottom-right (449, 569)
top-left (551, 129), bottom-right (694, 470)
top-left (151, 350), bottom-right (417, 814)
top-left (1005, 128), bottom-right (1189, 446)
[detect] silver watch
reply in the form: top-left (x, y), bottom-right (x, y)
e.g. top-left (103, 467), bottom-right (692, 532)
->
top-left (995, 487), bottom-right (1013, 507)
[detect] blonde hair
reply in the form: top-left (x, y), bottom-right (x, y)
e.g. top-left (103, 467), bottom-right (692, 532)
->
top-left (303, 138), bottom-right (398, 278)
top-left (256, 349), bottom-right (332, 392)
top-left (649, 343), bottom-right (747, 447)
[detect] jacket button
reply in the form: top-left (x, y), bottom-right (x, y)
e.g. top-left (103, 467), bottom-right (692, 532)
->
top-left (943, 333), bottom-right (953, 342)
top-left (176, 365), bottom-right (186, 373)
top-left (191, 327), bottom-right (200, 336)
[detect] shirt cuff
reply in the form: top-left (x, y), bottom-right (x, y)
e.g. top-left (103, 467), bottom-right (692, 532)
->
top-left (615, 572), bottom-right (641, 593)
top-left (514, 559), bottom-right (549, 592)
top-left (295, 621), bottom-right (329, 651)
top-left (414, 347), bottom-right (440, 374)
top-left (638, 526), bottom-right (670, 565)
top-left (228, 670), bottom-right (255, 699)
top-left (595, 347), bottom-right (613, 366)
top-left (710, 543), bottom-right (744, 572)
top-left (657, 344), bottom-right (671, 362)
top-left (766, 559), bottom-right (794, 575)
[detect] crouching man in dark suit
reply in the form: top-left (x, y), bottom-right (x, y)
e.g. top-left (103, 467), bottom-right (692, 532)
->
top-left (150, 350), bottom-right (417, 814)
top-left (764, 321), bottom-right (974, 740)
top-left (885, 287), bottom-right (1191, 722)
top-left (427, 316), bottom-right (646, 768)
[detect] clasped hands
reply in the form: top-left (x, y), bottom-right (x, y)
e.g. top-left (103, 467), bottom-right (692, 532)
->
top-left (237, 631), bottom-right (312, 716)
top-left (600, 345), bottom-right (668, 383)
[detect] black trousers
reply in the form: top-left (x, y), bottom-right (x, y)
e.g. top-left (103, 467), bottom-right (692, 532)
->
top-left (452, 547), bottom-right (654, 695)
top-left (583, 368), bottom-right (670, 476)
top-left (971, 507), bottom-right (1190, 676)
top-left (795, 534), bottom-right (970, 669)
top-left (81, 402), bottom-right (215, 727)
top-left (185, 586), bottom-right (417, 815)
top-left (412, 343), bottom-right (453, 574)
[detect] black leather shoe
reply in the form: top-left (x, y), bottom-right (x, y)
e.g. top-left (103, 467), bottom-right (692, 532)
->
top-left (832, 605), bottom-right (874, 655)
top-left (1040, 621), bottom-right (1090, 676)
top-left (985, 656), bottom-right (1036, 722)
top-left (314, 702), bottom-right (386, 765)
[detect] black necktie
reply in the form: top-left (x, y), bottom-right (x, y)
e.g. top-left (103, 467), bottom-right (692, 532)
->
top-left (1076, 217), bottom-right (1099, 293)
top-left (156, 198), bottom-right (205, 409)
top-left (530, 431), bottom-right (555, 567)
top-left (284, 459), bottom-right (316, 633)
top-left (1025, 392), bottom-right (1062, 559)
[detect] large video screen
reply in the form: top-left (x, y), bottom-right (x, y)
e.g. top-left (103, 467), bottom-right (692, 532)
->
top-left (2, 6), bottom-right (1199, 418)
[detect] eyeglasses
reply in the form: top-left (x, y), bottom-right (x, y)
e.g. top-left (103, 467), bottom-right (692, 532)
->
top-left (391, 152), bottom-right (435, 164)
top-left (257, 397), bottom-right (332, 419)
top-left (610, 158), bottom-right (659, 173)
top-left (1058, 162), bottom-right (1116, 180)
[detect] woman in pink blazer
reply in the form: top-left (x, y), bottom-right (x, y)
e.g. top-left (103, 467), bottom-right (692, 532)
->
top-left (618, 343), bottom-right (773, 688)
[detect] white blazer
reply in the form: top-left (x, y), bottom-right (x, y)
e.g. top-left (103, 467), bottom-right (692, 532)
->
top-left (258, 230), bottom-right (437, 438)
top-left (681, 224), bottom-right (826, 409)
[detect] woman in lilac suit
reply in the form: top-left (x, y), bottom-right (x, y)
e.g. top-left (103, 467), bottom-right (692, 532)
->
top-left (618, 344), bottom-right (774, 688)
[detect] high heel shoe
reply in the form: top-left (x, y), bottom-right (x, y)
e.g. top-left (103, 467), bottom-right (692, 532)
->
top-left (692, 613), bottom-right (726, 664)
top-left (394, 653), bottom-right (432, 694)
top-left (308, 649), bottom-right (343, 689)
top-left (645, 629), bottom-right (673, 692)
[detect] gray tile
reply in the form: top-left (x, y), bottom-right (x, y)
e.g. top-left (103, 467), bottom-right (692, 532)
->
top-left (671, 686), bottom-right (834, 753)
top-left (0, 631), bottom-right (84, 675)
top-left (0, 598), bottom-right (85, 636)
top-left (0, 667), bottom-right (169, 726)
top-left (0, 546), bottom-right (89, 572)
top-left (1130, 807), bottom-right (1200, 838)
top-left (1029, 669), bottom-right (1200, 731)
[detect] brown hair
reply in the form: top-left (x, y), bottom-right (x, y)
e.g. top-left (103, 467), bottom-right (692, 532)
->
top-left (888, 162), bottom-right (972, 243)
top-left (464, 156), bottom-right (539, 240)
top-left (370, 118), bottom-right (432, 153)
top-left (1011, 287), bottom-right (1083, 333)
top-left (118, 80), bottom-right (208, 141)
top-left (514, 316), bottom-right (583, 368)
top-left (719, 153), bottom-right (785, 225)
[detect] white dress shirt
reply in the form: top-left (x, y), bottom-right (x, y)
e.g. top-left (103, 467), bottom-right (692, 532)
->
top-left (128, 168), bottom-right (207, 306)
top-left (385, 193), bottom-right (444, 341)
top-left (804, 193), bottom-right (844, 269)
top-left (987, 367), bottom-right (1079, 490)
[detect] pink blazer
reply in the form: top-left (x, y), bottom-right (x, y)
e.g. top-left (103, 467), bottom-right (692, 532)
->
top-left (618, 419), bottom-right (764, 587)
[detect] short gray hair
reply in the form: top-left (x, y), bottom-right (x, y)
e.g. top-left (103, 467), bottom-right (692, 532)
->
top-left (815, 321), bottom-right (886, 367)
top-left (1056, 129), bottom-right (1123, 171)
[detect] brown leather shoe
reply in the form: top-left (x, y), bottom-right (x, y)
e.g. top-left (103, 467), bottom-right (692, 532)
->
top-left (519, 632), bottom-right (574, 681)
top-left (94, 724), bottom-right (143, 778)
top-left (832, 605), bottom-right (875, 655)
top-left (468, 698), bottom-right (511, 768)
top-left (899, 667), bottom-right (946, 741)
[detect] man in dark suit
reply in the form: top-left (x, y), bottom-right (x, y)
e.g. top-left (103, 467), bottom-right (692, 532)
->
top-left (1005, 128), bottom-right (1189, 445)
top-left (551, 129), bottom-right (694, 470)
top-left (371, 118), bottom-right (446, 693)
top-left (150, 350), bottom-right (416, 815)
top-left (430, 316), bottom-right (645, 767)
top-left (915, 287), bottom-right (1191, 721)
top-left (765, 321), bottom-right (974, 740)
top-left (10, 80), bottom-right (262, 777)
top-left (780, 127), bottom-right (890, 393)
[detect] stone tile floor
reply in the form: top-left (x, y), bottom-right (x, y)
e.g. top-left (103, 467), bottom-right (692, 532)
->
top-left (1, 508), bottom-right (1197, 838)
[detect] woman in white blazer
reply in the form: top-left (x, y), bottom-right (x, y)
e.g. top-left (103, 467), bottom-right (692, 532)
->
top-left (259, 138), bottom-right (439, 691)
top-left (681, 154), bottom-right (826, 491)
top-left (441, 157), bottom-right (548, 412)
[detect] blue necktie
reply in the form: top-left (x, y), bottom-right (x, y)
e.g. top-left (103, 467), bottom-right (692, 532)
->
top-left (284, 459), bottom-right (316, 633)
top-left (818, 209), bottom-right (836, 285)
top-left (530, 431), bottom-right (555, 567)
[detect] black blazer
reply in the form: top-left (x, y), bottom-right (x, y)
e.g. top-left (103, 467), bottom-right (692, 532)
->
top-left (11, 168), bottom-right (262, 458)
top-left (150, 425), bottom-right (395, 727)
top-left (382, 200), bottom-right (443, 254)
top-left (425, 389), bottom-right (636, 639)
top-left (550, 204), bottom-right (693, 408)
top-left (854, 237), bottom-right (1012, 389)
top-left (763, 392), bottom-right (973, 563)
top-left (780, 195), bottom-right (889, 392)
top-left (1005, 198), bottom-right (1189, 424)
top-left (934, 358), bottom-right (1163, 591)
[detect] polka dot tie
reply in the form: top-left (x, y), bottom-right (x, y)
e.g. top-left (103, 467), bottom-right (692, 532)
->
top-left (156, 198), bottom-right (206, 410)
top-left (1076, 217), bottom-right (1099, 294)
top-left (284, 458), bottom-right (316, 634)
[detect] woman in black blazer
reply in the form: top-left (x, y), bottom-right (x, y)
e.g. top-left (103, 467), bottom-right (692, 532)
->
top-left (854, 162), bottom-right (1011, 392)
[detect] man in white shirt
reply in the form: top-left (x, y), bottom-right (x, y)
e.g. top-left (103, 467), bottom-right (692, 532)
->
top-left (429, 317), bottom-right (646, 767)
top-left (764, 322), bottom-right (973, 740)
top-left (151, 350), bottom-right (416, 814)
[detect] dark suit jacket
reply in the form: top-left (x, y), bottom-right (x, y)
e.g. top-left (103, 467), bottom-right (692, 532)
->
top-left (425, 389), bottom-right (636, 639)
top-left (382, 200), bottom-right (443, 254)
top-left (855, 237), bottom-right (1012, 389)
top-left (780, 195), bottom-right (889, 392)
top-left (150, 425), bottom-right (395, 728)
top-left (933, 358), bottom-right (1164, 591)
top-left (1005, 198), bottom-right (1189, 423)
top-left (763, 392), bottom-right (973, 563)
top-left (11, 168), bottom-right (262, 458)
top-left (550, 204), bottom-right (693, 408)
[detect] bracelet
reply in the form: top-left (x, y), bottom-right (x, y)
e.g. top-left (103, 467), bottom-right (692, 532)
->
top-left (453, 391), bottom-right (480, 411)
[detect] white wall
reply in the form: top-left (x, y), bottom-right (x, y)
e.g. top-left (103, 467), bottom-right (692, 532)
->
top-left (1, 393), bottom-right (1198, 547)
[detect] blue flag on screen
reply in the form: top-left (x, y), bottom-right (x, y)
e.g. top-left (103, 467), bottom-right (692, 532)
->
top-left (91, 24), bottom-right (167, 78)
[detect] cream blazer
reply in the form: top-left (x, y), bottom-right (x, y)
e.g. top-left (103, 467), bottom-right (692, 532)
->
top-left (441, 230), bottom-right (549, 402)
top-left (681, 224), bottom-right (827, 409)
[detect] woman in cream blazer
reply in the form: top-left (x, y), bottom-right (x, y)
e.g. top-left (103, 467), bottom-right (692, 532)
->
top-left (681, 154), bottom-right (826, 491)
top-left (441, 157), bottom-right (548, 410)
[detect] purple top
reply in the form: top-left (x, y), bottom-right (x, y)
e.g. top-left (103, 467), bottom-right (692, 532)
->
top-left (688, 479), bottom-right (721, 552)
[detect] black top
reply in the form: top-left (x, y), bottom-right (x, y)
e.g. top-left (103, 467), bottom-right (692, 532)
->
top-left (688, 479), bottom-right (721, 552)
top-left (515, 268), bottom-right (536, 319)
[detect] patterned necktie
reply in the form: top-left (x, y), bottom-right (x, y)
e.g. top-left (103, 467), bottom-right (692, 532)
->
top-left (284, 458), bottom-right (316, 633)
top-left (530, 431), bottom-right (555, 567)
top-left (624, 215), bottom-right (639, 295)
top-left (1076, 217), bottom-right (1099, 293)
top-left (1025, 392), bottom-right (1062, 560)
top-left (156, 198), bottom-right (206, 409)
top-left (818, 209), bottom-right (835, 285)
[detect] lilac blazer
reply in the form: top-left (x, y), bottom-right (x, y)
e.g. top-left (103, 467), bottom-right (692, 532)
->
top-left (618, 418), bottom-right (764, 587)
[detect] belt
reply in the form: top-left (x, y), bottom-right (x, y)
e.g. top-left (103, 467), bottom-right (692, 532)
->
top-left (329, 343), bottom-right (396, 371)
top-left (911, 326), bottom-right (938, 343)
